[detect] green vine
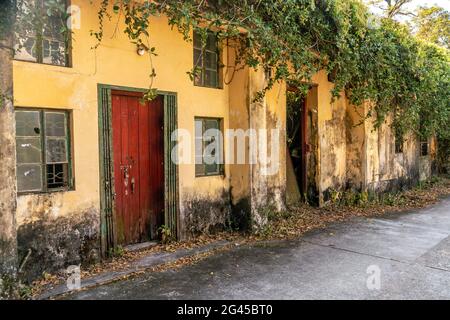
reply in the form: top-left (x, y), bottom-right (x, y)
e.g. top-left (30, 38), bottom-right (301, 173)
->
top-left (90, 1), bottom-right (448, 141)
top-left (8, 0), bottom-right (448, 141)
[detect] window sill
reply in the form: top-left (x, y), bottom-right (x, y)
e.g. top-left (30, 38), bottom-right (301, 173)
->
top-left (17, 188), bottom-right (75, 197)
top-left (195, 173), bottom-right (225, 178)
top-left (193, 83), bottom-right (223, 90)
top-left (13, 58), bottom-right (72, 69)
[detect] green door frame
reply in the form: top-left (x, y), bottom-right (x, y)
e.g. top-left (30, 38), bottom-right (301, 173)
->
top-left (97, 84), bottom-right (180, 256)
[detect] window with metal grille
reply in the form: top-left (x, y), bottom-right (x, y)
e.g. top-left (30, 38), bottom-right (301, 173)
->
top-left (14, 0), bottom-right (71, 67)
top-left (15, 109), bottom-right (72, 193)
top-left (195, 118), bottom-right (224, 176)
top-left (193, 31), bottom-right (222, 88)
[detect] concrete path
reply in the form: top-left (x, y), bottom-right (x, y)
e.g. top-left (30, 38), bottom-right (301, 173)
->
top-left (64, 197), bottom-right (450, 300)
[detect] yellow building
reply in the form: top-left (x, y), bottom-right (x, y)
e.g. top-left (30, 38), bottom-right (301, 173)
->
top-left (7, 0), bottom-right (434, 280)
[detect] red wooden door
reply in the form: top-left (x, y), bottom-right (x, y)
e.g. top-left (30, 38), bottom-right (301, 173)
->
top-left (112, 91), bottom-right (164, 245)
top-left (299, 97), bottom-right (308, 195)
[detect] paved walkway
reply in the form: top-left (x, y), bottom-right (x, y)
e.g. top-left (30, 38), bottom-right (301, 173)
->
top-left (64, 197), bottom-right (450, 300)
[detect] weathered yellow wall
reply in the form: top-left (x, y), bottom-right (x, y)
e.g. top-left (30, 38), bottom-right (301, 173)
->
top-left (364, 113), bottom-right (421, 191)
top-left (306, 72), bottom-right (424, 204)
top-left (246, 67), bottom-right (286, 228)
top-left (345, 103), bottom-right (365, 190)
top-left (227, 46), bottom-right (251, 227)
top-left (13, 0), bottom-right (288, 247)
top-left (14, 0), bottom-right (234, 223)
top-left (13, 0), bottom-right (265, 275)
top-left (310, 71), bottom-right (348, 204)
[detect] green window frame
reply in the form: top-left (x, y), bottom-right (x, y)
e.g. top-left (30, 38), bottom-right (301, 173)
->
top-left (195, 117), bottom-right (224, 177)
top-left (193, 31), bottom-right (222, 88)
top-left (14, 0), bottom-right (71, 67)
top-left (15, 108), bottom-right (73, 194)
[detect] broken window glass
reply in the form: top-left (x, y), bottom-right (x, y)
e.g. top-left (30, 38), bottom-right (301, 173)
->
top-left (46, 138), bottom-right (67, 163)
top-left (16, 137), bottom-right (42, 164)
top-left (14, 0), bottom-right (70, 66)
top-left (16, 110), bottom-right (41, 136)
top-left (17, 164), bottom-right (43, 192)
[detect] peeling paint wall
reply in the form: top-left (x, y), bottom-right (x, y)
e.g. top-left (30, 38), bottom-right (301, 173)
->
top-left (364, 113), bottom-right (420, 192)
top-left (310, 71), bottom-right (348, 204)
top-left (228, 46), bottom-right (252, 231)
top-left (0, 27), bottom-right (18, 278)
top-left (308, 71), bottom-right (425, 205)
top-left (345, 103), bottom-right (365, 191)
top-left (419, 156), bottom-right (431, 182)
top-left (248, 68), bottom-right (286, 230)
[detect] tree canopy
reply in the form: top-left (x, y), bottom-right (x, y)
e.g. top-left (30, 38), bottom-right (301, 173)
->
top-left (3, 0), bottom-right (449, 141)
top-left (413, 6), bottom-right (450, 49)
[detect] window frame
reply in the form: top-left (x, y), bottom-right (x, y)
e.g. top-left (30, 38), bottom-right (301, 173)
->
top-left (13, 0), bottom-right (72, 68)
top-left (195, 117), bottom-right (225, 177)
top-left (15, 107), bottom-right (74, 195)
top-left (394, 128), bottom-right (404, 154)
top-left (193, 31), bottom-right (223, 89)
top-left (420, 139), bottom-right (429, 156)
top-left (419, 118), bottom-right (429, 157)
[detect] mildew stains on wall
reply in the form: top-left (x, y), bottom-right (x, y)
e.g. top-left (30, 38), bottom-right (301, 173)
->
top-left (345, 104), bottom-right (365, 191)
top-left (419, 156), bottom-right (431, 181)
top-left (309, 72), bottom-right (425, 204)
top-left (182, 189), bottom-right (231, 237)
top-left (364, 114), bottom-right (421, 192)
top-left (318, 95), bottom-right (348, 202)
top-left (0, 22), bottom-right (18, 278)
top-left (16, 194), bottom-right (99, 282)
top-left (228, 50), bottom-right (252, 232)
top-left (248, 68), bottom-right (286, 230)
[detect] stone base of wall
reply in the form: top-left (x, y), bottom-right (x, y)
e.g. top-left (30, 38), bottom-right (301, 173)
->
top-left (230, 197), bottom-right (251, 232)
top-left (182, 190), bottom-right (232, 238)
top-left (17, 209), bottom-right (100, 283)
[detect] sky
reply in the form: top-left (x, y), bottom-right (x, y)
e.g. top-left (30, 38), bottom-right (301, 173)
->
top-left (408, 0), bottom-right (450, 10)
top-left (367, 0), bottom-right (450, 14)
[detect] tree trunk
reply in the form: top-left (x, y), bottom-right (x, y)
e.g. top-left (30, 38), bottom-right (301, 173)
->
top-left (0, 0), bottom-right (18, 280)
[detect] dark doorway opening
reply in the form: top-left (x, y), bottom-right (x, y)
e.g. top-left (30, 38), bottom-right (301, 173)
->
top-left (286, 85), bottom-right (319, 206)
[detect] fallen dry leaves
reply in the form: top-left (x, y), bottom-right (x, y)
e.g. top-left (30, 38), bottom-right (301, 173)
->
top-left (257, 176), bottom-right (450, 241)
